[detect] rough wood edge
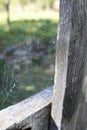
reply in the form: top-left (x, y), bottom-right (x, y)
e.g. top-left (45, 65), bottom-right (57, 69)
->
top-left (51, 0), bottom-right (72, 129)
top-left (0, 87), bottom-right (53, 130)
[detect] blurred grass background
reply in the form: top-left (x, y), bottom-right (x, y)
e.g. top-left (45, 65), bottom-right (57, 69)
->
top-left (0, 0), bottom-right (59, 109)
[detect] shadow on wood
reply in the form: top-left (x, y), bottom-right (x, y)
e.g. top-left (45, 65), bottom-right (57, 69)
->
top-left (50, 118), bottom-right (59, 130)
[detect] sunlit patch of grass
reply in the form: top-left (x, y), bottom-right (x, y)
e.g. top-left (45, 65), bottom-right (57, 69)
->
top-left (0, 9), bottom-right (58, 52)
top-left (18, 85), bottom-right (35, 91)
top-left (25, 85), bottom-right (35, 91)
top-left (0, 9), bottom-right (58, 25)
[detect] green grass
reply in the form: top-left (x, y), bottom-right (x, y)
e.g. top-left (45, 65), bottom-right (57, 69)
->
top-left (0, 9), bottom-right (58, 51)
top-left (0, 9), bottom-right (58, 24)
top-left (0, 56), bottom-right (55, 110)
top-left (0, 9), bottom-right (58, 110)
top-left (0, 20), bottom-right (58, 52)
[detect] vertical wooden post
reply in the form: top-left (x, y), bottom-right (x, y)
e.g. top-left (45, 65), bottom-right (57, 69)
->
top-left (50, 0), bottom-right (87, 130)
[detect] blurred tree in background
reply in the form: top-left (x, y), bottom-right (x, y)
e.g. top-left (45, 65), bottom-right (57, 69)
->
top-left (0, 0), bottom-right (10, 26)
top-left (0, 0), bottom-right (59, 26)
top-left (0, 0), bottom-right (57, 10)
top-left (5, 0), bottom-right (10, 26)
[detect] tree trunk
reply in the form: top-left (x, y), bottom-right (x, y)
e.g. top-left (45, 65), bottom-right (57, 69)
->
top-left (5, 0), bottom-right (10, 27)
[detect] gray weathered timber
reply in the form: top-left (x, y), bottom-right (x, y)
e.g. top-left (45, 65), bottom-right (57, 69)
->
top-left (0, 87), bottom-right (53, 130)
top-left (51, 0), bottom-right (87, 130)
top-left (51, 0), bottom-right (72, 129)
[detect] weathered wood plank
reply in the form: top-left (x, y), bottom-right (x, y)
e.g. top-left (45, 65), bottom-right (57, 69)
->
top-left (51, 0), bottom-right (72, 130)
top-left (51, 0), bottom-right (87, 130)
top-left (0, 87), bottom-right (53, 130)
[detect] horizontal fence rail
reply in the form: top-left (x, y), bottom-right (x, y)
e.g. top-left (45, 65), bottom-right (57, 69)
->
top-left (0, 87), bottom-right (53, 130)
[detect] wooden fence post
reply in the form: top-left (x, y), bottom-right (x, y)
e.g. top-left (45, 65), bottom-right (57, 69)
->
top-left (50, 0), bottom-right (87, 130)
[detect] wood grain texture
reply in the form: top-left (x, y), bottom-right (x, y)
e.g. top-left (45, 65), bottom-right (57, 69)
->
top-left (51, 0), bottom-right (72, 129)
top-left (0, 87), bottom-right (53, 130)
top-left (51, 0), bottom-right (87, 130)
top-left (63, 0), bottom-right (87, 121)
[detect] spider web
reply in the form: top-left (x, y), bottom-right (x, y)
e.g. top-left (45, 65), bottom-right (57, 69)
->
top-left (0, 3), bottom-right (58, 110)
top-left (0, 24), bottom-right (57, 110)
